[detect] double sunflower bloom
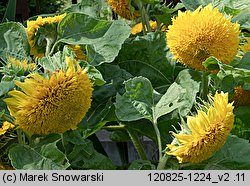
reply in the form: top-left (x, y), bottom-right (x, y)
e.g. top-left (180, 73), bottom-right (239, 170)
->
top-left (4, 57), bottom-right (93, 135)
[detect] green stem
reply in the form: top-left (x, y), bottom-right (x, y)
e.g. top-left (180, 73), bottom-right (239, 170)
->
top-left (45, 37), bottom-right (55, 57)
top-left (201, 71), bottom-right (209, 101)
top-left (137, 1), bottom-right (151, 34)
top-left (60, 133), bottom-right (67, 154)
top-left (153, 119), bottom-right (162, 160)
top-left (157, 154), bottom-right (168, 170)
top-left (2, 114), bottom-right (14, 123)
top-left (102, 125), bottom-right (126, 130)
top-left (17, 128), bottom-right (25, 144)
top-left (126, 127), bottom-right (147, 160)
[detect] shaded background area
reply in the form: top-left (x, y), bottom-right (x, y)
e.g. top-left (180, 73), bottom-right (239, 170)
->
top-left (0, 0), bottom-right (180, 22)
top-left (0, 0), bottom-right (76, 22)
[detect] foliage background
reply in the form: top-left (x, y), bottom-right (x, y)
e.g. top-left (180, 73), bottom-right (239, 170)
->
top-left (0, 0), bottom-right (250, 170)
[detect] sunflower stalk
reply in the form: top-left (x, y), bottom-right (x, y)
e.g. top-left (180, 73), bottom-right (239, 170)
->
top-left (1, 114), bottom-right (14, 123)
top-left (137, 1), bottom-right (152, 34)
top-left (17, 129), bottom-right (26, 145)
top-left (152, 118), bottom-right (163, 160)
top-left (157, 154), bottom-right (168, 170)
top-left (45, 36), bottom-right (56, 57)
top-left (126, 127), bottom-right (147, 160)
top-left (201, 71), bottom-right (209, 101)
top-left (102, 125), bottom-right (126, 130)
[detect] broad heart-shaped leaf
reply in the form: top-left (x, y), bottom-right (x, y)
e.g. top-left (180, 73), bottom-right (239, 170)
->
top-left (181, 0), bottom-right (250, 29)
top-left (79, 64), bottom-right (133, 137)
top-left (204, 135), bottom-right (250, 169)
top-left (8, 140), bottom-right (70, 170)
top-left (115, 77), bottom-right (186, 122)
top-left (181, 0), bottom-right (250, 12)
top-left (235, 52), bottom-right (250, 70)
top-left (232, 107), bottom-right (250, 140)
top-left (65, 0), bottom-right (110, 19)
top-left (114, 31), bottom-right (174, 93)
top-left (0, 81), bottom-right (15, 97)
top-left (232, 8), bottom-right (250, 30)
top-left (180, 0), bottom-right (211, 10)
top-left (155, 83), bottom-right (186, 120)
top-left (115, 77), bottom-right (154, 122)
top-left (0, 22), bottom-right (29, 60)
top-left (175, 69), bottom-right (201, 116)
top-left (57, 13), bottom-right (131, 66)
top-left (62, 130), bottom-right (115, 170)
top-left (203, 56), bottom-right (250, 85)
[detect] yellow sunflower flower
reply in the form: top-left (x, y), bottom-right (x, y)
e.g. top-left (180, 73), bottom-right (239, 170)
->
top-left (6, 57), bottom-right (36, 71)
top-left (232, 86), bottom-right (250, 106)
top-left (107, 0), bottom-right (140, 20)
top-left (0, 162), bottom-right (14, 170)
top-left (0, 121), bottom-right (15, 136)
top-left (4, 57), bottom-right (93, 135)
top-left (167, 4), bottom-right (240, 71)
top-left (68, 45), bottom-right (86, 61)
top-left (167, 91), bottom-right (234, 163)
top-left (131, 20), bottom-right (167, 35)
top-left (240, 37), bottom-right (250, 54)
top-left (26, 13), bottom-right (66, 58)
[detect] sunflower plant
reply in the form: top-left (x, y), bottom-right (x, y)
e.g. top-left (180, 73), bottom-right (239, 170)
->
top-left (0, 0), bottom-right (250, 170)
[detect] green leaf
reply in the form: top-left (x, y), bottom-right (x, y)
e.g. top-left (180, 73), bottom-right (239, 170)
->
top-left (80, 61), bottom-right (106, 86)
top-left (220, 75), bottom-right (236, 96)
top-left (235, 52), bottom-right (250, 70)
top-left (0, 22), bottom-right (30, 60)
top-left (175, 69), bottom-right (201, 116)
top-left (2, 0), bottom-right (16, 22)
top-left (181, 0), bottom-right (250, 29)
top-left (65, 0), bottom-right (110, 19)
top-left (115, 77), bottom-right (186, 122)
top-left (232, 107), bottom-right (250, 140)
top-left (232, 8), bottom-right (250, 29)
top-left (0, 80), bottom-right (15, 97)
top-left (8, 141), bottom-right (70, 170)
top-left (57, 13), bottom-right (131, 66)
top-left (128, 160), bottom-right (156, 170)
top-left (81, 99), bottom-right (115, 138)
top-left (95, 64), bottom-right (133, 98)
top-left (155, 83), bottom-right (186, 120)
top-left (0, 109), bottom-right (4, 118)
top-left (202, 56), bottom-right (220, 70)
top-left (115, 31), bottom-right (174, 93)
top-left (63, 131), bottom-right (115, 170)
top-left (115, 77), bottom-right (154, 122)
top-left (124, 119), bottom-right (157, 142)
top-left (204, 135), bottom-right (250, 169)
top-left (180, 0), bottom-right (210, 11)
top-left (203, 56), bottom-right (250, 86)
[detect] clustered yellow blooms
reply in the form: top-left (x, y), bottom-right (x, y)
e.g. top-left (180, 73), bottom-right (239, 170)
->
top-left (25, 13), bottom-right (66, 58)
top-left (4, 57), bottom-right (93, 135)
top-left (232, 86), bottom-right (250, 106)
top-left (0, 121), bottom-right (15, 136)
top-left (107, 0), bottom-right (140, 20)
top-left (131, 20), bottom-right (167, 35)
top-left (167, 4), bottom-right (240, 71)
top-left (167, 92), bottom-right (234, 163)
top-left (240, 37), bottom-right (250, 54)
top-left (6, 57), bottom-right (36, 71)
top-left (0, 162), bottom-right (13, 170)
top-left (68, 45), bottom-right (86, 61)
